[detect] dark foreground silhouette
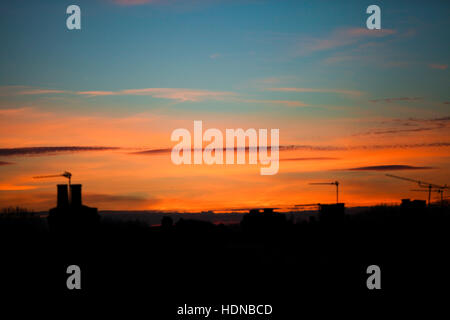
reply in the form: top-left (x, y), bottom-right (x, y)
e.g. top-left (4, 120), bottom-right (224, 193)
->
top-left (1, 187), bottom-right (449, 317)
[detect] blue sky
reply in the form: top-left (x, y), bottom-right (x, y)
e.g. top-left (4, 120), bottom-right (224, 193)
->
top-left (1, 1), bottom-right (448, 109)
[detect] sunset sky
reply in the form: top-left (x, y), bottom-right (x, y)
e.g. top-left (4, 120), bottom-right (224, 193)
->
top-left (0, 0), bottom-right (449, 211)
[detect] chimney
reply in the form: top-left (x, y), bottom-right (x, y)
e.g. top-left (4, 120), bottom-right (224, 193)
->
top-left (70, 184), bottom-right (82, 207)
top-left (57, 184), bottom-right (69, 208)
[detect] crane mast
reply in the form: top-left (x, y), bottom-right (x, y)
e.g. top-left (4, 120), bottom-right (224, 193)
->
top-left (309, 181), bottom-right (340, 203)
top-left (386, 174), bottom-right (448, 206)
top-left (33, 171), bottom-right (73, 204)
top-left (33, 171), bottom-right (72, 185)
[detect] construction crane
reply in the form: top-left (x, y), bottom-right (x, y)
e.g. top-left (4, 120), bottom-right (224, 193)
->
top-left (410, 189), bottom-right (444, 205)
top-left (33, 171), bottom-right (72, 185)
top-left (309, 181), bottom-right (340, 204)
top-left (386, 174), bottom-right (448, 206)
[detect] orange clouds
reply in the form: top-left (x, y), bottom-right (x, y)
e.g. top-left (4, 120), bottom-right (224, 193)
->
top-left (0, 106), bottom-right (173, 148)
top-left (0, 86), bottom-right (66, 97)
top-left (17, 89), bottom-right (66, 95)
top-left (76, 91), bottom-right (116, 96)
top-left (0, 184), bottom-right (37, 191)
top-left (1, 144), bottom-right (448, 211)
top-left (0, 105), bottom-right (449, 211)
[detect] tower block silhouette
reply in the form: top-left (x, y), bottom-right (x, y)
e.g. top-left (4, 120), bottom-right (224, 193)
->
top-left (48, 184), bottom-right (99, 233)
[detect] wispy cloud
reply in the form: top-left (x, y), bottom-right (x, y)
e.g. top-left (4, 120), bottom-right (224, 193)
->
top-left (281, 157), bottom-right (338, 162)
top-left (258, 77), bottom-right (283, 84)
top-left (1, 85), bottom-right (307, 106)
top-left (267, 87), bottom-right (363, 97)
top-left (0, 107), bottom-right (34, 116)
top-left (0, 161), bottom-right (13, 166)
top-left (77, 88), bottom-right (235, 102)
top-left (0, 184), bottom-right (37, 191)
top-left (346, 165), bottom-right (434, 171)
top-left (16, 89), bottom-right (66, 95)
top-left (209, 53), bottom-right (221, 59)
top-left (0, 146), bottom-right (119, 157)
top-left (109, 0), bottom-right (211, 7)
top-left (369, 97), bottom-right (423, 103)
top-left (130, 148), bottom-right (171, 155)
top-left (0, 85), bottom-right (235, 103)
top-left (111, 0), bottom-right (161, 5)
top-left (317, 29), bottom-right (415, 68)
top-left (429, 64), bottom-right (448, 70)
top-left (344, 28), bottom-right (396, 37)
top-left (323, 51), bottom-right (411, 68)
top-left (294, 27), bottom-right (396, 55)
top-left (0, 86), bottom-right (67, 97)
top-left (83, 193), bottom-right (155, 205)
top-left (131, 142), bottom-right (450, 155)
top-left (281, 143), bottom-right (450, 151)
top-left (355, 116), bottom-right (450, 136)
top-left (75, 90), bottom-right (115, 96)
top-left (239, 98), bottom-right (308, 107)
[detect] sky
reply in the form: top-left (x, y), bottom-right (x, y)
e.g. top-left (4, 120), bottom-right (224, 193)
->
top-left (0, 0), bottom-right (449, 211)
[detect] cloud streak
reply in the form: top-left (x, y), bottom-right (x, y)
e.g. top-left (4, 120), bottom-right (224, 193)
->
top-left (1, 85), bottom-right (309, 106)
top-left (429, 64), bottom-right (448, 70)
top-left (77, 88), bottom-right (236, 102)
top-left (280, 157), bottom-right (339, 162)
top-left (0, 146), bottom-right (119, 157)
top-left (17, 89), bottom-right (66, 95)
top-left (210, 53), bottom-right (221, 59)
top-left (238, 98), bottom-right (308, 107)
top-left (0, 86), bottom-right (67, 97)
top-left (356, 116), bottom-right (450, 136)
top-left (0, 184), bottom-right (37, 191)
top-left (346, 165), bottom-right (434, 171)
top-left (0, 86), bottom-right (236, 103)
top-left (131, 142), bottom-right (450, 155)
top-left (267, 87), bottom-right (363, 97)
top-left (111, 0), bottom-right (161, 5)
top-left (83, 193), bottom-right (155, 204)
top-left (294, 27), bottom-right (396, 55)
top-left (369, 97), bottom-right (423, 103)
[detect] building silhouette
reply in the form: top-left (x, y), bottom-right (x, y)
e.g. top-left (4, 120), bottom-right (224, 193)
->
top-left (48, 184), bottom-right (99, 233)
top-left (240, 208), bottom-right (288, 233)
top-left (318, 203), bottom-right (345, 224)
top-left (401, 198), bottom-right (427, 209)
